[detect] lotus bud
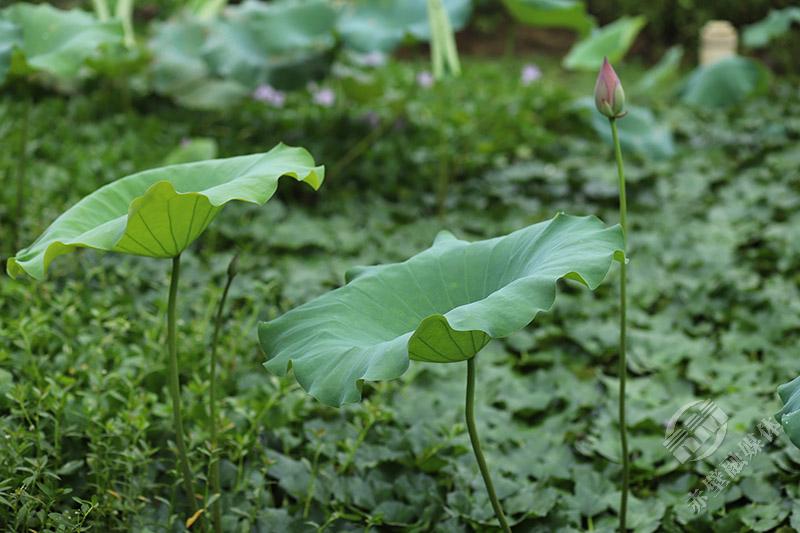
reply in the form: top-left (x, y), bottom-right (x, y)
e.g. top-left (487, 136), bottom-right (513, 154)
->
top-left (594, 57), bottom-right (626, 119)
top-left (227, 253), bottom-right (239, 279)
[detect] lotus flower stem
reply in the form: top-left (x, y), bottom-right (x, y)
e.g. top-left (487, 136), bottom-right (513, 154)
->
top-left (166, 254), bottom-right (202, 525)
top-left (609, 118), bottom-right (629, 531)
top-left (465, 357), bottom-right (511, 533)
top-left (208, 254), bottom-right (237, 533)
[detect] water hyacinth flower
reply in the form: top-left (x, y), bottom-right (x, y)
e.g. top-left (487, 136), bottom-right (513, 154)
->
top-left (416, 70), bottom-right (434, 89)
top-left (594, 57), bottom-right (626, 118)
top-left (520, 64), bottom-right (541, 86)
top-left (312, 87), bottom-right (336, 107)
top-left (253, 84), bottom-right (286, 108)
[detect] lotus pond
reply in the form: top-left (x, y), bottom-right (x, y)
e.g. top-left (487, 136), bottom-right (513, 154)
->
top-left (3, 3), bottom-right (800, 532)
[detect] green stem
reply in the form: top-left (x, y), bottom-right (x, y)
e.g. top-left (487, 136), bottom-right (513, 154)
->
top-left (208, 258), bottom-right (236, 533)
top-left (465, 357), bottom-right (511, 533)
top-left (14, 96), bottom-right (30, 251)
top-left (610, 118), bottom-right (629, 532)
top-left (167, 254), bottom-right (201, 523)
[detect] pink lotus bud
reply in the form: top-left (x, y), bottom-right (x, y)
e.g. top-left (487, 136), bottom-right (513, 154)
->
top-left (594, 57), bottom-right (626, 118)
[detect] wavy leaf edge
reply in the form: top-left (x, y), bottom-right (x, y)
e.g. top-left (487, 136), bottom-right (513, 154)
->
top-left (8, 143), bottom-right (324, 280)
top-left (259, 213), bottom-right (624, 407)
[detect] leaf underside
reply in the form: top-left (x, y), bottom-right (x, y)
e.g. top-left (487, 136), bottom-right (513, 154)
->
top-left (776, 375), bottom-right (800, 449)
top-left (259, 214), bottom-right (624, 407)
top-left (7, 143), bottom-right (324, 280)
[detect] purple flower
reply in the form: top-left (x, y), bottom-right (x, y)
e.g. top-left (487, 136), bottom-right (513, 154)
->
top-left (361, 111), bottom-right (380, 129)
top-left (416, 71), bottom-right (434, 89)
top-left (594, 57), bottom-right (626, 118)
top-left (520, 64), bottom-right (541, 86)
top-left (252, 84), bottom-right (286, 108)
top-left (360, 51), bottom-right (385, 68)
top-left (312, 87), bottom-right (336, 107)
top-left (180, 137), bottom-right (191, 147)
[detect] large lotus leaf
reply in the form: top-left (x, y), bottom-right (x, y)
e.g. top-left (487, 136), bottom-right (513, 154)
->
top-left (7, 144), bottom-right (324, 280)
top-left (204, 0), bottom-right (337, 90)
top-left (0, 3), bottom-right (123, 80)
top-left (563, 16), bottom-right (646, 71)
top-left (502, 0), bottom-right (595, 37)
top-left (259, 214), bottom-right (623, 406)
top-left (680, 56), bottom-right (770, 109)
top-left (743, 7), bottom-right (800, 49)
top-left (776, 375), bottom-right (800, 449)
top-left (337, 0), bottom-right (471, 53)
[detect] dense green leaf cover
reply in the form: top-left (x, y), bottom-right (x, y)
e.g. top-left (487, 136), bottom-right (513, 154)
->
top-left (1, 60), bottom-right (800, 531)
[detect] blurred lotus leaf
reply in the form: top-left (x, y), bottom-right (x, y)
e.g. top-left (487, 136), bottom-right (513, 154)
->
top-left (575, 97), bottom-right (675, 160)
top-left (163, 138), bottom-right (219, 166)
top-left (563, 16), bottom-right (646, 71)
top-left (0, 3), bottom-right (123, 84)
top-left (150, 0), bottom-right (337, 109)
top-left (633, 46), bottom-right (683, 97)
top-left (743, 7), bottom-right (800, 49)
top-left (502, 0), bottom-right (595, 37)
top-left (680, 56), bottom-right (770, 109)
top-left (337, 0), bottom-right (472, 53)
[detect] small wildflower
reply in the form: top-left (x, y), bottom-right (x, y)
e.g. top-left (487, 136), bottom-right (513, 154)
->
top-left (312, 87), bottom-right (336, 107)
top-left (360, 51), bottom-right (385, 68)
top-left (520, 64), bottom-right (541, 86)
top-left (252, 84), bottom-right (286, 108)
top-left (416, 71), bottom-right (434, 89)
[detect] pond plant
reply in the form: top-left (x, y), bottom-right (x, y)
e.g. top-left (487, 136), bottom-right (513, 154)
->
top-left (207, 253), bottom-right (238, 533)
top-left (6, 144), bottom-right (324, 527)
top-left (259, 213), bottom-right (624, 531)
top-left (594, 57), bottom-right (630, 531)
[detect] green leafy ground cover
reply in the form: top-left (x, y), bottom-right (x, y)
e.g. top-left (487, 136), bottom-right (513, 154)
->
top-left (2, 60), bottom-right (800, 531)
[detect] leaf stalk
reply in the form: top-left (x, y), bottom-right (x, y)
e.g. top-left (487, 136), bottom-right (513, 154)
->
top-left (465, 356), bottom-right (510, 533)
top-left (167, 254), bottom-right (202, 528)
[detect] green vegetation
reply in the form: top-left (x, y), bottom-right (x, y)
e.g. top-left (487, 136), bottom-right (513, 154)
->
top-left (2, 55), bottom-right (800, 530)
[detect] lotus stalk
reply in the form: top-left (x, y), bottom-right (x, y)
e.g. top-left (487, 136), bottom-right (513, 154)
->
top-left (465, 356), bottom-right (510, 532)
top-left (595, 56), bottom-right (629, 532)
